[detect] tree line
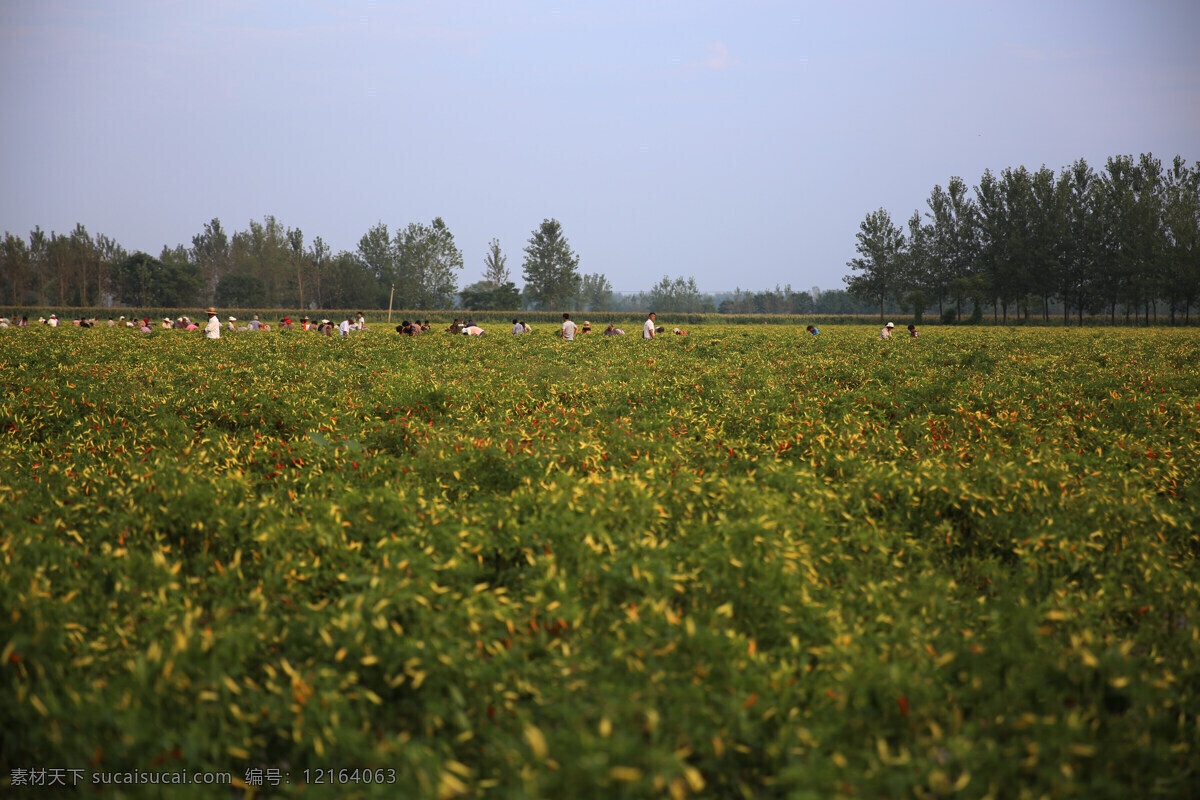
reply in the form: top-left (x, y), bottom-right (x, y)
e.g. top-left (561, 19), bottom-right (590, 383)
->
top-left (0, 212), bottom-right (900, 318)
top-left (844, 153), bottom-right (1200, 324)
top-left (0, 216), bottom-right (615, 313)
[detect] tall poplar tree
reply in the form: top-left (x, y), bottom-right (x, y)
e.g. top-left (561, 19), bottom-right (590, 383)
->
top-left (844, 208), bottom-right (905, 320)
top-left (521, 219), bottom-right (581, 310)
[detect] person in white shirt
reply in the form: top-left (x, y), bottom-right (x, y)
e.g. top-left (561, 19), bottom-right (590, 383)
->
top-left (339, 319), bottom-right (351, 337)
top-left (880, 322), bottom-right (894, 340)
top-left (48, 314), bottom-right (59, 327)
top-left (561, 313), bottom-right (577, 340)
top-left (462, 325), bottom-right (486, 336)
top-left (512, 319), bottom-right (524, 335)
top-left (203, 307), bottom-right (221, 339)
top-left (643, 312), bottom-right (656, 339)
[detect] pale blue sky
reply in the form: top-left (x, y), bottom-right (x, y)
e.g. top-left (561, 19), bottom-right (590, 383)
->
top-left (2, 1), bottom-right (1197, 293)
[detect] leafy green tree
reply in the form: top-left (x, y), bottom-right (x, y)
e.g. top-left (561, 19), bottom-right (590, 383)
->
top-left (649, 275), bottom-right (705, 313)
top-left (287, 227), bottom-right (306, 309)
top-left (926, 177), bottom-right (980, 319)
top-left (307, 236), bottom-right (332, 309)
top-left (844, 208), bottom-right (905, 320)
top-left (1057, 159), bottom-right (1101, 325)
top-left (357, 222), bottom-right (395, 307)
top-left (901, 210), bottom-right (933, 320)
top-left (230, 216), bottom-right (289, 307)
top-left (482, 238), bottom-right (510, 286)
top-left (1163, 157), bottom-right (1200, 322)
top-left (0, 232), bottom-right (32, 305)
top-left (578, 273), bottom-right (614, 311)
top-left (394, 218), bottom-right (463, 309)
top-left (157, 245), bottom-right (204, 307)
top-left (460, 280), bottom-right (521, 311)
top-left (325, 251), bottom-right (378, 309)
top-left (111, 252), bottom-right (162, 307)
top-left (521, 219), bottom-right (581, 310)
top-left (215, 273), bottom-right (267, 308)
top-left (1028, 166), bottom-right (1062, 320)
top-left (94, 233), bottom-right (127, 308)
top-left (29, 227), bottom-right (49, 305)
top-left (191, 218), bottom-right (230, 305)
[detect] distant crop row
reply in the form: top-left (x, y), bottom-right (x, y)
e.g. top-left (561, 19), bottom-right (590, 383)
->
top-left (2, 326), bottom-right (1198, 798)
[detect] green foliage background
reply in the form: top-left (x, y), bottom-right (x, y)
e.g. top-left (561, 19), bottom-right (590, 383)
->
top-left (1, 325), bottom-right (1198, 798)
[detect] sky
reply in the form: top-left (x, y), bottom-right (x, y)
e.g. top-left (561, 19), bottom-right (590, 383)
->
top-left (2, 1), bottom-right (1198, 294)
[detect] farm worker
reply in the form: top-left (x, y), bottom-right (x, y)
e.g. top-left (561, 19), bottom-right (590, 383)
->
top-left (204, 307), bottom-right (221, 339)
top-left (643, 312), bottom-right (656, 339)
top-left (908, 324), bottom-right (918, 338)
top-left (673, 327), bottom-right (688, 336)
top-left (561, 313), bottom-right (577, 340)
top-left (581, 321), bottom-right (592, 334)
top-left (807, 325), bottom-right (819, 336)
top-left (462, 324), bottom-right (486, 336)
top-left (339, 319), bottom-right (350, 336)
top-left (513, 319), bottom-right (524, 335)
top-left (226, 317), bottom-right (238, 331)
top-left (248, 315), bottom-right (262, 331)
top-left (48, 314), bottom-right (58, 327)
top-left (356, 312), bottom-right (366, 330)
top-left (880, 322), bottom-right (894, 340)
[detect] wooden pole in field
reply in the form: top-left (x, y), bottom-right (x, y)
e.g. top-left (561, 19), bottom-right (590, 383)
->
top-left (388, 284), bottom-right (395, 323)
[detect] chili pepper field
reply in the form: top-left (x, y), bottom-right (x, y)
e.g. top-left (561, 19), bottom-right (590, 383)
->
top-left (1, 325), bottom-right (1198, 798)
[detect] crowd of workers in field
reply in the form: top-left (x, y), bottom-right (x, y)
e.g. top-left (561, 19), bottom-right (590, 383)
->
top-left (0, 310), bottom-right (919, 340)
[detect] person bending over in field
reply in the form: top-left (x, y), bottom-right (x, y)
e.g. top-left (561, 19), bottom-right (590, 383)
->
top-left (462, 323), bottom-right (486, 336)
top-left (396, 320), bottom-right (416, 336)
top-left (806, 325), bottom-right (819, 336)
top-left (513, 319), bottom-right (525, 335)
top-left (673, 327), bottom-right (688, 336)
top-left (908, 324), bottom-right (918, 338)
top-left (880, 322), bottom-right (894, 340)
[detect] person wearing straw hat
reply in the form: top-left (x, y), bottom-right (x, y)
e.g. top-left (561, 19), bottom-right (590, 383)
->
top-left (203, 307), bottom-right (221, 339)
top-left (880, 321), bottom-right (894, 340)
